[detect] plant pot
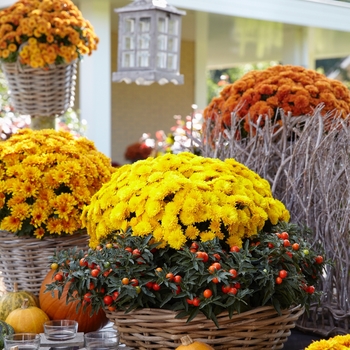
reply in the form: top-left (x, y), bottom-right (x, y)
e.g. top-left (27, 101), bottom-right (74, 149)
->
top-left (0, 230), bottom-right (88, 296)
top-left (105, 305), bottom-right (304, 349)
top-left (1, 61), bottom-right (77, 117)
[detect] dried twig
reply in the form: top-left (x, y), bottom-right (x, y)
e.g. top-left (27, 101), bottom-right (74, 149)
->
top-left (200, 106), bottom-right (350, 323)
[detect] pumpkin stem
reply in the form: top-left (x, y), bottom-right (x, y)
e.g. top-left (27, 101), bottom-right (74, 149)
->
top-left (180, 335), bottom-right (194, 345)
top-left (21, 298), bottom-right (29, 309)
top-left (13, 282), bottom-right (18, 293)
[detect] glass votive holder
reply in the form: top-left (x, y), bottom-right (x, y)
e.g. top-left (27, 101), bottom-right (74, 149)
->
top-left (4, 333), bottom-right (40, 350)
top-left (44, 319), bottom-right (78, 341)
top-left (84, 330), bottom-right (120, 350)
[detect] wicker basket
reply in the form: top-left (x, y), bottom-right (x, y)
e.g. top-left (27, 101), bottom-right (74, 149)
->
top-left (1, 61), bottom-right (77, 117)
top-left (297, 302), bottom-right (350, 338)
top-left (0, 230), bottom-right (88, 296)
top-left (106, 305), bottom-right (304, 349)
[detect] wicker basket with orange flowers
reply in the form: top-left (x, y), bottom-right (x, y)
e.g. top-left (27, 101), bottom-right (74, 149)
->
top-left (0, 0), bottom-right (99, 118)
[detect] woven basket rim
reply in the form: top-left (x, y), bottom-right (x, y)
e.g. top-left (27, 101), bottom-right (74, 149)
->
top-left (107, 304), bottom-right (304, 320)
top-left (0, 229), bottom-right (87, 243)
top-left (1, 59), bottom-right (77, 72)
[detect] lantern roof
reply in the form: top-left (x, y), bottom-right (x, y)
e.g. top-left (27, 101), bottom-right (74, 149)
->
top-left (114, 0), bottom-right (186, 16)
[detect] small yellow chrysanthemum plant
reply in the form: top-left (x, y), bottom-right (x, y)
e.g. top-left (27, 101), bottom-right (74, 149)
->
top-left (82, 152), bottom-right (290, 249)
top-left (0, 0), bottom-right (98, 68)
top-left (0, 129), bottom-right (114, 238)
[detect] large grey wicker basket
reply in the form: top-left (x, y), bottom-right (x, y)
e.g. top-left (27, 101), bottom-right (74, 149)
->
top-left (0, 230), bottom-right (88, 296)
top-left (1, 60), bottom-right (77, 117)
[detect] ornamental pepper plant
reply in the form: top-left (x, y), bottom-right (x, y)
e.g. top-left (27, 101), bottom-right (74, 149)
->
top-left (47, 222), bottom-right (325, 326)
top-left (44, 152), bottom-right (326, 325)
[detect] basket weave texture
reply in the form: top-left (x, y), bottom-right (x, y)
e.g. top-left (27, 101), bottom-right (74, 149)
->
top-left (1, 61), bottom-right (76, 117)
top-left (106, 305), bottom-right (304, 349)
top-left (0, 230), bottom-right (88, 296)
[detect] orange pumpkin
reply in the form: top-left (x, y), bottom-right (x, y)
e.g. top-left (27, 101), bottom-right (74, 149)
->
top-left (176, 336), bottom-right (214, 350)
top-left (5, 298), bottom-right (50, 334)
top-left (39, 270), bottom-right (109, 333)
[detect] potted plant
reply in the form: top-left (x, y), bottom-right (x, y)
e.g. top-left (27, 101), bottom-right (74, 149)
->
top-left (45, 152), bottom-right (326, 349)
top-left (201, 65), bottom-right (350, 338)
top-left (0, 0), bottom-right (99, 125)
top-left (0, 128), bottom-right (114, 294)
top-left (203, 64), bottom-right (350, 138)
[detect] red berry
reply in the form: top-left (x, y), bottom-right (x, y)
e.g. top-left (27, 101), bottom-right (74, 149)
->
top-left (192, 297), bottom-right (200, 307)
top-left (203, 289), bottom-right (213, 298)
top-left (152, 283), bottom-right (161, 291)
top-left (280, 232), bottom-right (289, 240)
top-left (174, 275), bottom-right (182, 284)
top-left (229, 268), bottom-right (238, 278)
top-left (275, 277), bottom-right (283, 284)
top-left (279, 270), bottom-right (288, 279)
top-left (292, 243), bottom-right (300, 251)
top-left (315, 255), bottom-right (324, 264)
top-left (283, 239), bottom-right (291, 247)
top-left (228, 287), bottom-right (238, 295)
top-left (83, 292), bottom-right (92, 303)
top-left (54, 273), bottom-right (63, 282)
top-left (103, 295), bottom-right (113, 305)
top-left (221, 285), bottom-right (230, 294)
top-left (230, 246), bottom-right (240, 253)
top-left (130, 278), bottom-right (139, 286)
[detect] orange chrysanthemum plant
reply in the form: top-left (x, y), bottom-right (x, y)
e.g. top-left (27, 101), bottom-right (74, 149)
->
top-left (203, 65), bottom-right (350, 139)
top-left (0, 0), bottom-right (98, 68)
top-left (0, 129), bottom-right (114, 239)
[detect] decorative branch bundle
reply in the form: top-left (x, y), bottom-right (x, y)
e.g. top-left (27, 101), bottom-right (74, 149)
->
top-left (200, 106), bottom-right (350, 336)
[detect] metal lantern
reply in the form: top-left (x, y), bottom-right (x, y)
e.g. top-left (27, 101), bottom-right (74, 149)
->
top-left (112, 0), bottom-right (186, 85)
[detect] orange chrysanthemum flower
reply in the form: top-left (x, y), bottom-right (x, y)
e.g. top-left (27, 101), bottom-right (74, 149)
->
top-left (203, 65), bottom-right (350, 138)
top-left (0, 0), bottom-right (98, 68)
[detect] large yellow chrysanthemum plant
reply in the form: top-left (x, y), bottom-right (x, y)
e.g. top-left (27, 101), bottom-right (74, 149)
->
top-left (0, 0), bottom-right (98, 68)
top-left (0, 129), bottom-right (114, 238)
top-left (82, 152), bottom-right (290, 249)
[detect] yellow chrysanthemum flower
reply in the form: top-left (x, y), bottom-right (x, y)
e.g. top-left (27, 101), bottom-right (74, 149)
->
top-left (305, 334), bottom-right (350, 350)
top-left (82, 152), bottom-right (289, 249)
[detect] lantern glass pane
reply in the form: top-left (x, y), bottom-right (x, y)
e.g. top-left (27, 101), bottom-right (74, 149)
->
top-left (167, 53), bottom-right (177, 70)
top-left (157, 34), bottom-right (167, 50)
top-left (138, 34), bottom-right (150, 49)
top-left (137, 51), bottom-right (150, 67)
top-left (168, 18), bottom-right (178, 35)
top-left (157, 52), bottom-right (167, 69)
top-left (167, 37), bottom-right (177, 52)
top-left (139, 17), bottom-right (151, 32)
top-left (123, 36), bottom-right (135, 50)
top-left (124, 18), bottom-right (135, 33)
top-left (122, 52), bottom-right (135, 68)
top-left (158, 17), bottom-right (167, 33)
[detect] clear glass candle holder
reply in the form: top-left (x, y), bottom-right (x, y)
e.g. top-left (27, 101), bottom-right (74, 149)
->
top-left (84, 330), bottom-right (120, 350)
top-left (4, 333), bottom-right (40, 350)
top-left (44, 320), bottom-right (78, 341)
